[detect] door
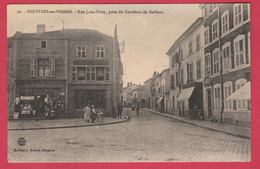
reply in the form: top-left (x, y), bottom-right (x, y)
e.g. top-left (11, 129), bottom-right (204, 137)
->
top-left (207, 89), bottom-right (212, 119)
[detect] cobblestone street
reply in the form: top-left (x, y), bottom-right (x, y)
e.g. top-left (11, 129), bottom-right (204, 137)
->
top-left (8, 109), bottom-right (251, 162)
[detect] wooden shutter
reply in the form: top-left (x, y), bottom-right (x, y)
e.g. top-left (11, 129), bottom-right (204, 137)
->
top-left (49, 58), bottom-right (55, 77)
top-left (35, 40), bottom-right (41, 49)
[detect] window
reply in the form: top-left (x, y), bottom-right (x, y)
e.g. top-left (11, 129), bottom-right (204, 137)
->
top-left (171, 75), bottom-right (175, 89)
top-left (41, 41), bottom-right (46, 48)
top-left (176, 71), bottom-right (179, 87)
top-left (234, 35), bottom-right (246, 67)
top-left (96, 46), bottom-right (105, 57)
top-left (213, 49), bottom-right (220, 74)
top-left (205, 54), bottom-right (211, 76)
top-left (96, 67), bottom-right (105, 81)
top-left (196, 35), bottom-right (200, 51)
top-left (221, 11), bottom-right (229, 34)
top-left (214, 84), bottom-right (221, 110)
top-left (171, 56), bottom-right (174, 68)
top-left (38, 59), bottom-right (49, 77)
top-left (72, 67), bottom-right (77, 80)
top-left (77, 46), bottom-right (86, 57)
top-left (180, 69), bottom-right (184, 85)
top-left (91, 67), bottom-right (96, 80)
top-left (234, 4), bottom-right (243, 26)
top-left (189, 42), bottom-right (192, 55)
top-left (224, 82), bottom-right (233, 110)
top-left (212, 20), bottom-right (218, 41)
top-left (222, 42), bottom-right (231, 71)
top-left (204, 27), bottom-right (209, 45)
top-left (49, 58), bottom-right (55, 77)
top-left (204, 6), bottom-right (208, 17)
top-left (105, 67), bottom-right (109, 80)
top-left (77, 67), bottom-right (86, 80)
top-left (173, 96), bottom-right (175, 110)
top-left (187, 63), bottom-right (193, 82)
top-left (180, 48), bottom-right (183, 61)
top-left (30, 58), bottom-right (37, 77)
top-left (235, 79), bottom-right (247, 110)
top-left (196, 60), bottom-right (201, 79)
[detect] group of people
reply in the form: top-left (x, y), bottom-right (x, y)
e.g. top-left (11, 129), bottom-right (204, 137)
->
top-left (112, 104), bottom-right (123, 119)
top-left (83, 104), bottom-right (103, 123)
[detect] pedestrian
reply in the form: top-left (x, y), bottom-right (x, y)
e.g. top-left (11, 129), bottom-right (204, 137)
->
top-left (90, 105), bottom-right (96, 123)
top-left (136, 103), bottom-right (140, 117)
top-left (124, 110), bottom-right (131, 121)
top-left (112, 105), bottom-right (117, 119)
top-left (83, 104), bottom-right (91, 123)
top-left (117, 103), bottom-right (123, 119)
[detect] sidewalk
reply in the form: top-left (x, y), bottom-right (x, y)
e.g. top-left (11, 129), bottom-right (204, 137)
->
top-left (143, 108), bottom-right (250, 139)
top-left (8, 117), bottom-right (127, 131)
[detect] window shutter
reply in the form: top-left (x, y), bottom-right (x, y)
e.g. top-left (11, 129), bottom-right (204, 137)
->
top-left (35, 40), bottom-right (41, 49)
top-left (30, 58), bottom-right (37, 77)
top-left (233, 100), bottom-right (237, 110)
top-left (49, 58), bottom-right (55, 77)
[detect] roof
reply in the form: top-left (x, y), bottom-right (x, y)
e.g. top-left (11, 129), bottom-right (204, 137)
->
top-left (13, 29), bottom-right (113, 40)
top-left (166, 17), bottom-right (203, 56)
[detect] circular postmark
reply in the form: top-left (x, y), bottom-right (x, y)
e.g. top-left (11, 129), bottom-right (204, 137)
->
top-left (17, 137), bottom-right (26, 146)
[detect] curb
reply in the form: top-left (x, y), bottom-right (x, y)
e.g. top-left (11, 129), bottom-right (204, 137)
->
top-left (143, 108), bottom-right (250, 139)
top-left (8, 119), bottom-right (128, 131)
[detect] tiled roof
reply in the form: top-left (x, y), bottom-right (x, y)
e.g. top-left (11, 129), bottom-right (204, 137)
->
top-left (13, 29), bottom-right (113, 39)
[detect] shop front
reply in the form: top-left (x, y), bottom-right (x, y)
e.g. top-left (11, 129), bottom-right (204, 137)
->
top-left (15, 81), bottom-right (66, 119)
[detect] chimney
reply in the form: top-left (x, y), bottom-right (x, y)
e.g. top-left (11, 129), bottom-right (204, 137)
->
top-left (127, 82), bottom-right (129, 87)
top-left (37, 24), bottom-right (46, 33)
top-left (130, 82), bottom-right (132, 85)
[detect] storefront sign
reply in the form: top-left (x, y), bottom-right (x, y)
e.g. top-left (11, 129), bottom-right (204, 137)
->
top-left (20, 96), bottom-right (34, 100)
top-left (73, 59), bottom-right (108, 65)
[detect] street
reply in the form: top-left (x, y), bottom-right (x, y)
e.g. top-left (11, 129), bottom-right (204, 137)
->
top-left (8, 108), bottom-right (251, 162)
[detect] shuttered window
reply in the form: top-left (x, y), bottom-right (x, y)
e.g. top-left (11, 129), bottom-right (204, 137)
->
top-left (30, 58), bottom-right (37, 77)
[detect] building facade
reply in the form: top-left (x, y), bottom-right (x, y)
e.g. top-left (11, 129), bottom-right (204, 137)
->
top-left (8, 24), bottom-right (123, 118)
top-left (167, 17), bottom-right (205, 119)
top-left (122, 82), bottom-right (138, 107)
top-left (200, 4), bottom-right (250, 126)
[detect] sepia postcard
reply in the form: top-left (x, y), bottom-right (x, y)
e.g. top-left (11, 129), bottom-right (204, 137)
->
top-left (6, 3), bottom-right (251, 163)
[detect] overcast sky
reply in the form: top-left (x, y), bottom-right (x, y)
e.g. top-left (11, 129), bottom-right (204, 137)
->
top-left (7, 4), bottom-right (201, 87)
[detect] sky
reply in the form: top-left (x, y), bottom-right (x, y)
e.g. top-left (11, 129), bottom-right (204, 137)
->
top-left (7, 4), bottom-right (202, 87)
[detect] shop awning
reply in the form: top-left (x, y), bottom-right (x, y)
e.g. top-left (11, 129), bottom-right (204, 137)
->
top-left (156, 97), bottom-right (163, 104)
top-left (177, 87), bottom-right (195, 101)
top-left (225, 82), bottom-right (251, 100)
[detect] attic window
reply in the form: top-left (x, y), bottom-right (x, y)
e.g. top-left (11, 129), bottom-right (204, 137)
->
top-left (41, 41), bottom-right (46, 48)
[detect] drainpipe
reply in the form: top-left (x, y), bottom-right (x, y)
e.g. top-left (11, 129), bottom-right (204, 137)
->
top-left (218, 4), bottom-right (224, 123)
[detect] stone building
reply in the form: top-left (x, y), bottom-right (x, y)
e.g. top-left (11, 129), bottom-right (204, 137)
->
top-left (8, 24), bottom-right (123, 118)
top-left (200, 4), bottom-right (250, 126)
top-left (166, 17), bottom-right (205, 119)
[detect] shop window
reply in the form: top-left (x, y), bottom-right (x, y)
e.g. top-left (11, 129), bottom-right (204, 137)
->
top-left (96, 46), bottom-right (105, 58)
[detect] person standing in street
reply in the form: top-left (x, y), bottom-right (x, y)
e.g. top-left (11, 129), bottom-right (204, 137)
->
top-left (112, 104), bottom-right (117, 119)
top-left (83, 104), bottom-right (91, 123)
top-left (117, 103), bottom-right (123, 119)
top-left (136, 103), bottom-right (140, 117)
top-left (90, 105), bottom-right (96, 123)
